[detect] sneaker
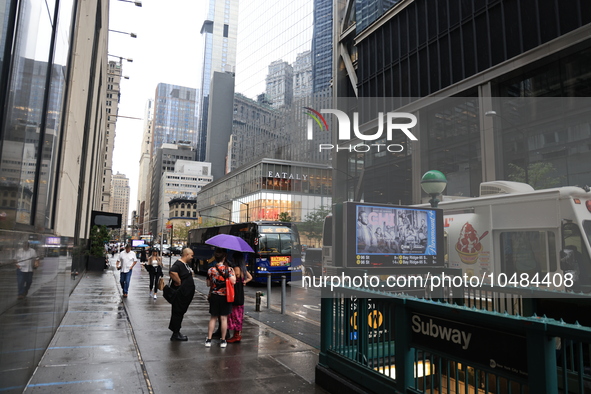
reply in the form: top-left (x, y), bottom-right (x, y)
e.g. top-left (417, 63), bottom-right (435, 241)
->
top-left (153, 294), bottom-right (157, 299)
top-left (220, 340), bottom-right (227, 348)
top-left (205, 338), bottom-right (212, 347)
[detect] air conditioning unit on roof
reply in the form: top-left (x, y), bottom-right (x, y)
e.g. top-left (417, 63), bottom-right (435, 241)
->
top-left (479, 181), bottom-right (534, 196)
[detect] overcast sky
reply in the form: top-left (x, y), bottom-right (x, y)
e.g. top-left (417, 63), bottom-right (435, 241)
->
top-left (109, 0), bottom-right (206, 220)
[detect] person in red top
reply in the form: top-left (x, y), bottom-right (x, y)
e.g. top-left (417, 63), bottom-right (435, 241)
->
top-left (205, 248), bottom-right (236, 348)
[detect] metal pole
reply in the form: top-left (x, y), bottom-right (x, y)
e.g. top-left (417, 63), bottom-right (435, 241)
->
top-left (281, 275), bottom-right (286, 314)
top-left (267, 272), bottom-right (271, 309)
top-left (255, 291), bottom-right (261, 312)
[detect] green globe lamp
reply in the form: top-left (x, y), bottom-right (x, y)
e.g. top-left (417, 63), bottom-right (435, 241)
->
top-left (421, 170), bottom-right (447, 208)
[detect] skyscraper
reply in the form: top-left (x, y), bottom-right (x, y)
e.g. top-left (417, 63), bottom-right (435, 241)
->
top-left (110, 172), bottom-right (130, 239)
top-left (197, 0), bottom-right (239, 161)
top-left (102, 60), bottom-right (124, 212)
top-left (266, 60), bottom-right (293, 109)
top-left (311, 0), bottom-right (332, 93)
top-left (293, 51), bottom-right (313, 99)
top-left (137, 99), bottom-right (154, 235)
top-left (227, 0), bottom-right (330, 169)
top-left (152, 83), bottom-right (199, 151)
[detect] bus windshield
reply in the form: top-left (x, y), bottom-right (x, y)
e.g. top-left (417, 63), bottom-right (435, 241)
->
top-left (259, 226), bottom-right (297, 254)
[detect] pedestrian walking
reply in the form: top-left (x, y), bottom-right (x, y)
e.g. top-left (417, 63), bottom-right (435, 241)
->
top-left (205, 248), bottom-right (235, 348)
top-left (145, 249), bottom-right (163, 299)
top-left (227, 251), bottom-right (252, 343)
top-left (168, 248), bottom-right (196, 341)
top-left (14, 241), bottom-right (40, 299)
top-left (116, 244), bottom-right (137, 298)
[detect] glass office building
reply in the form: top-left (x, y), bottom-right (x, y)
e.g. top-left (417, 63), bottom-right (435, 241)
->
top-left (333, 0), bottom-right (591, 205)
top-left (152, 83), bottom-right (200, 151)
top-left (0, 0), bottom-right (109, 390)
top-left (197, 0), bottom-right (239, 161)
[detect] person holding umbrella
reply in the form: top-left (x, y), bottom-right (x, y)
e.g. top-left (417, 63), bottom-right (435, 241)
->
top-left (205, 248), bottom-right (236, 348)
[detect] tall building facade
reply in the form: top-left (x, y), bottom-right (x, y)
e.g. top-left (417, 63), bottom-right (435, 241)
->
top-left (332, 0), bottom-right (591, 206)
top-left (152, 83), bottom-right (200, 152)
top-left (157, 160), bottom-right (212, 231)
top-left (311, 0), bottom-right (332, 93)
top-left (293, 51), bottom-right (313, 99)
top-left (265, 60), bottom-right (294, 109)
top-left (197, 0), bottom-right (239, 161)
top-left (227, 93), bottom-right (283, 172)
top-left (222, 0), bottom-right (331, 179)
top-left (148, 143), bottom-right (197, 235)
top-left (137, 99), bottom-right (154, 235)
top-left (110, 173), bottom-right (130, 238)
top-left (101, 60), bottom-right (124, 212)
top-left (0, 0), bottom-right (110, 389)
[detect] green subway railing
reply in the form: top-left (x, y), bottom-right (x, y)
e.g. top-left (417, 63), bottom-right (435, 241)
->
top-left (319, 286), bottom-right (591, 394)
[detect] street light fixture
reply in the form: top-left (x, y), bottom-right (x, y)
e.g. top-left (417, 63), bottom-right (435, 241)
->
top-left (117, 0), bottom-right (142, 6)
top-left (109, 29), bottom-right (137, 38)
top-left (421, 170), bottom-right (447, 208)
top-left (485, 110), bottom-right (530, 185)
top-left (108, 54), bottom-right (133, 62)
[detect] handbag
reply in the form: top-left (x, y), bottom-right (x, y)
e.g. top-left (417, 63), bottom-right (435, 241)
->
top-left (157, 276), bottom-right (165, 291)
top-left (215, 266), bottom-right (234, 303)
top-left (163, 279), bottom-right (177, 304)
top-left (232, 280), bottom-right (244, 306)
top-left (226, 276), bottom-right (235, 303)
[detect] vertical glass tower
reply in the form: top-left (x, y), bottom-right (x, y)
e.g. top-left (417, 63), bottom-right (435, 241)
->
top-left (152, 83), bottom-right (200, 151)
top-left (197, 0), bottom-right (239, 161)
top-left (311, 0), bottom-right (333, 93)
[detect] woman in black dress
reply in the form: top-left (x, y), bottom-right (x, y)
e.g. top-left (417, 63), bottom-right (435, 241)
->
top-left (168, 248), bottom-right (195, 341)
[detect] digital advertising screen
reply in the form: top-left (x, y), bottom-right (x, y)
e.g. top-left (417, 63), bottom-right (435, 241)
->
top-left (131, 239), bottom-right (145, 248)
top-left (344, 202), bottom-right (444, 268)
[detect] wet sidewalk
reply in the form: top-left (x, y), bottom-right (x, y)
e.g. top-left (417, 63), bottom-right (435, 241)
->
top-left (24, 259), bottom-right (328, 393)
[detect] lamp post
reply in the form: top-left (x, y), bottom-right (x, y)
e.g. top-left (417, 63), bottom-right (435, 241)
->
top-left (421, 170), bottom-right (447, 208)
top-left (117, 0), bottom-right (142, 6)
top-left (485, 110), bottom-right (530, 185)
top-left (108, 54), bottom-right (133, 63)
top-left (109, 29), bottom-right (137, 38)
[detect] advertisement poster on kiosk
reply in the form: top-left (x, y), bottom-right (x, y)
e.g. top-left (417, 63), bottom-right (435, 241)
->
top-left (344, 202), bottom-right (444, 268)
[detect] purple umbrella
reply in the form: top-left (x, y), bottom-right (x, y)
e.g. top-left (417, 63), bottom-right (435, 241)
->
top-left (205, 234), bottom-right (255, 253)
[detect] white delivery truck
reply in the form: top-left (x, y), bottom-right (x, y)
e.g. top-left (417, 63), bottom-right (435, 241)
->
top-left (425, 181), bottom-right (591, 291)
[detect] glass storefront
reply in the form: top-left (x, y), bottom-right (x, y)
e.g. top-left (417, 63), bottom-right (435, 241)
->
top-left (197, 159), bottom-right (332, 226)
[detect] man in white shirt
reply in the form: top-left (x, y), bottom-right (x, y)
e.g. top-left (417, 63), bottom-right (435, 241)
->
top-left (116, 244), bottom-right (137, 298)
top-left (14, 241), bottom-right (40, 299)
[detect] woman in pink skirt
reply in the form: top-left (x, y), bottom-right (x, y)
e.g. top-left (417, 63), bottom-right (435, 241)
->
top-left (227, 252), bottom-right (252, 343)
